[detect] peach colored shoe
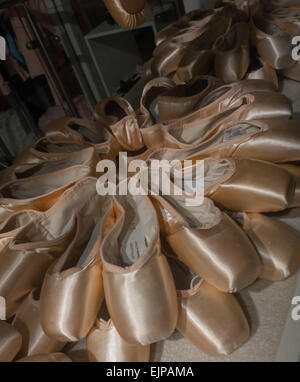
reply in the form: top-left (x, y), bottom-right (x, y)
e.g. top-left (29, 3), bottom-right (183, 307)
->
top-left (0, 322), bottom-right (22, 362)
top-left (101, 194), bottom-right (178, 346)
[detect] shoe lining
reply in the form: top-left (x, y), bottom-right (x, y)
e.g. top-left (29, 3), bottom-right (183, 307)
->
top-left (200, 86), bottom-right (231, 107)
top-left (0, 212), bottom-right (37, 234)
top-left (36, 141), bottom-right (87, 154)
top-left (168, 108), bottom-right (240, 145)
top-left (15, 150), bottom-right (92, 179)
top-left (2, 168), bottom-right (82, 199)
top-left (204, 159), bottom-right (232, 188)
top-left (68, 122), bottom-right (110, 144)
top-left (164, 79), bottom-right (208, 98)
top-left (102, 196), bottom-right (157, 267)
top-left (164, 195), bottom-right (222, 230)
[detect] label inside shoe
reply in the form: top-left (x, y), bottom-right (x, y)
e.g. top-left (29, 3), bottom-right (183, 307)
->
top-left (120, 215), bottom-right (148, 265)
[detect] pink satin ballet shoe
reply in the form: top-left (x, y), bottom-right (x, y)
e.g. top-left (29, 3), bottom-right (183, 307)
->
top-left (280, 164), bottom-right (300, 208)
top-left (233, 212), bottom-right (300, 281)
top-left (152, 191), bottom-right (261, 293)
top-left (40, 185), bottom-right (112, 342)
top-left (45, 117), bottom-right (119, 160)
top-left (167, 257), bottom-right (250, 356)
top-left (101, 194), bottom-right (178, 346)
top-left (87, 303), bottom-right (150, 362)
top-left (214, 22), bottom-right (250, 83)
top-left (12, 289), bottom-right (66, 358)
top-left (95, 96), bottom-right (143, 152)
top-left (0, 322), bottom-right (22, 362)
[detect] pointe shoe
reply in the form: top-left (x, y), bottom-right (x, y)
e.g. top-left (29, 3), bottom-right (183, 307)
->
top-left (176, 18), bottom-right (232, 83)
top-left (40, 191), bottom-right (112, 342)
top-left (146, 84), bottom-right (291, 153)
top-left (138, 77), bottom-right (175, 129)
top-left (0, 147), bottom-right (99, 184)
top-left (12, 289), bottom-right (66, 358)
top-left (151, 194), bottom-right (261, 293)
top-left (101, 194), bottom-right (178, 346)
top-left (155, 20), bottom-right (190, 47)
top-left (0, 322), bottom-right (22, 362)
top-left (95, 96), bottom-right (143, 152)
top-left (0, 177), bottom-right (98, 251)
top-left (45, 117), bottom-right (119, 160)
top-left (167, 258), bottom-right (250, 356)
top-left (280, 164), bottom-right (300, 208)
top-left (16, 353), bottom-right (72, 362)
top-left (0, 210), bottom-right (38, 252)
top-left (165, 80), bottom-right (291, 135)
top-left (155, 9), bottom-right (215, 47)
top-left (0, 215), bottom-right (76, 318)
top-left (246, 57), bottom-right (278, 88)
top-left (14, 137), bottom-right (89, 166)
top-left (251, 15), bottom-right (295, 70)
top-left (201, 159), bottom-right (295, 213)
top-left (214, 22), bottom-right (250, 83)
top-left (0, 165), bottom-right (92, 222)
top-left (0, 177), bottom-right (98, 317)
top-left (182, 118), bottom-right (300, 164)
top-left (236, 212), bottom-right (300, 281)
top-left (157, 76), bottom-right (223, 123)
top-left (87, 304), bottom-right (150, 362)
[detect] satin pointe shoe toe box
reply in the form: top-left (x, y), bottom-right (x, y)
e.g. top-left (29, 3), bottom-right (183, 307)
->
top-left (87, 318), bottom-right (150, 362)
top-left (177, 280), bottom-right (250, 356)
top-left (101, 195), bottom-right (178, 346)
top-left (0, 322), bottom-right (22, 362)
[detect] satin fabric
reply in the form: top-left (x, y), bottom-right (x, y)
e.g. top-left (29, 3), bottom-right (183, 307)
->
top-left (214, 22), bottom-right (250, 83)
top-left (0, 177), bottom-right (98, 318)
top-left (152, 196), bottom-right (261, 293)
top-left (87, 318), bottom-right (150, 362)
top-left (164, 80), bottom-right (290, 133)
top-left (246, 62), bottom-right (278, 88)
top-left (139, 77), bottom-right (175, 129)
top-left (101, 195), bottom-right (178, 346)
top-left (242, 213), bottom-right (300, 281)
top-left (280, 164), bottom-right (300, 208)
top-left (95, 96), bottom-right (144, 152)
top-left (187, 118), bottom-right (300, 164)
top-left (0, 322), bottom-right (22, 362)
top-left (0, 211), bottom-right (38, 252)
top-left (12, 290), bottom-right (66, 358)
top-left (0, 166), bottom-right (92, 223)
top-left (177, 279), bottom-right (250, 356)
top-left (44, 117), bottom-right (119, 161)
top-left (103, 0), bottom-right (147, 30)
top-left (205, 158), bottom-right (295, 212)
top-left (0, 147), bottom-right (99, 185)
top-left (16, 353), bottom-right (72, 362)
top-left (14, 137), bottom-right (89, 166)
top-left (40, 192), bottom-right (112, 342)
top-left (157, 76), bottom-right (223, 123)
top-left (0, 217), bottom-right (76, 318)
top-left (251, 15), bottom-right (295, 70)
top-left (176, 15), bottom-right (232, 83)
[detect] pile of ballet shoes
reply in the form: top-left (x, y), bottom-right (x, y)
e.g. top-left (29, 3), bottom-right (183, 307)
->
top-left (148, 0), bottom-right (300, 84)
top-left (1, 0), bottom-right (300, 363)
